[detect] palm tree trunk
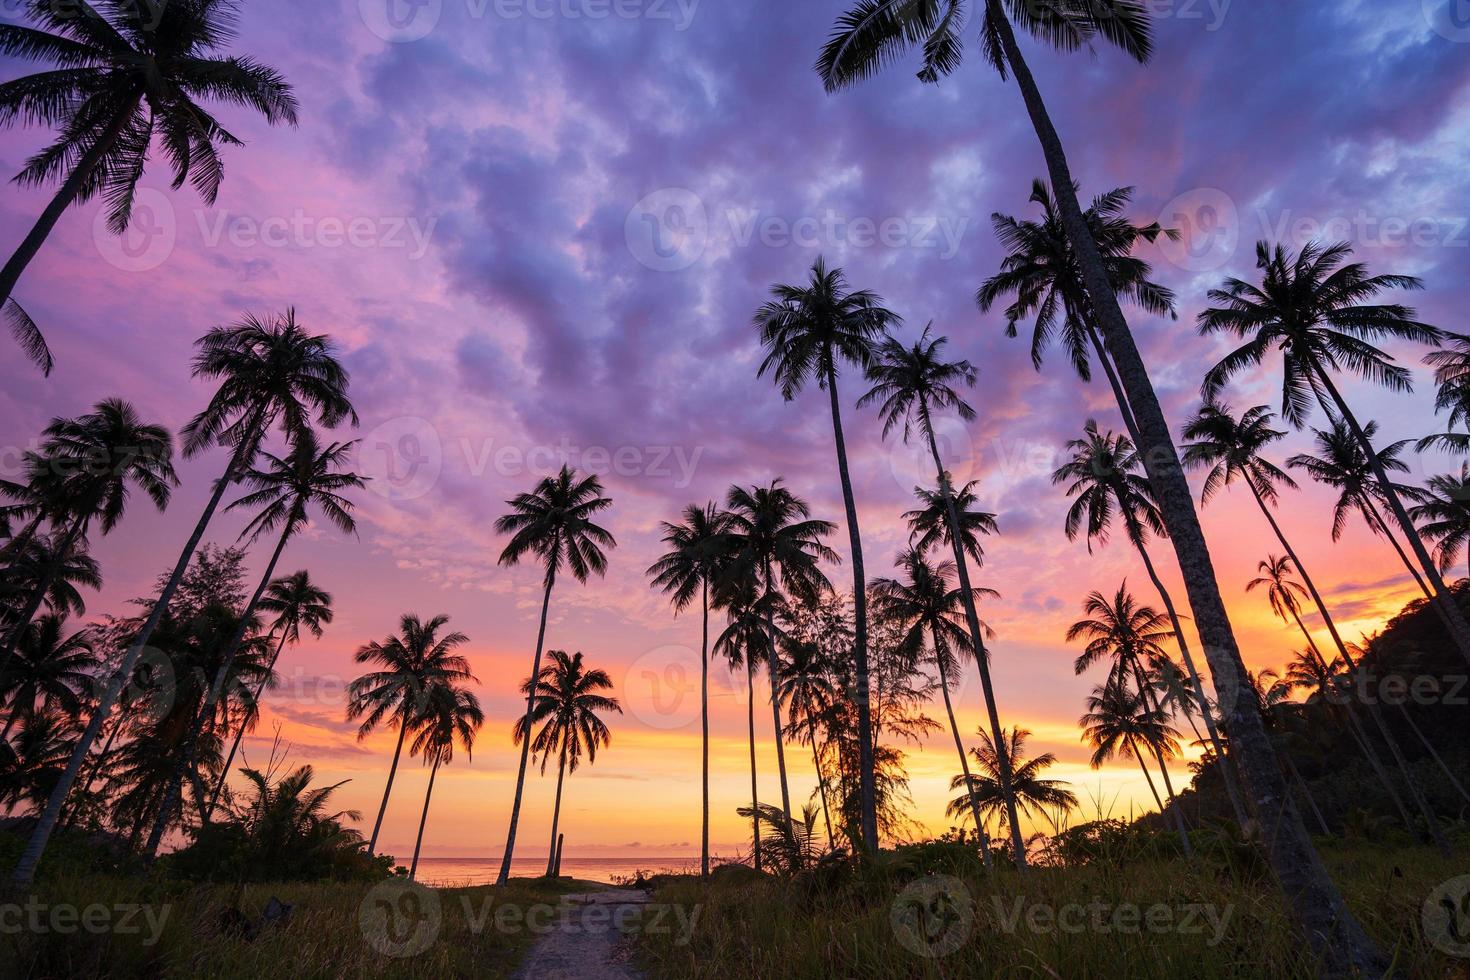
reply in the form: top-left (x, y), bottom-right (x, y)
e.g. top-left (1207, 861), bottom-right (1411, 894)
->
top-left (0, 95), bottom-right (142, 311)
top-left (988, 13), bottom-right (1384, 973)
top-left (369, 711), bottom-right (411, 854)
top-left (931, 628), bottom-right (993, 871)
top-left (917, 402), bottom-right (1026, 870)
top-left (1279, 748), bottom-right (1331, 836)
top-left (62, 713), bottom-right (125, 831)
top-left (761, 583), bottom-right (793, 827)
top-left (745, 654), bottom-right (761, 872)
top-left (1360, 494), bottom-right (1433, 600)
top-left (1127, 660), bottom-right (1193, 856)
top-left (700, 581), bottom-right (711, 879)
top-left (808, 718), bottom-right (834, 849)
top-left (1131, 744), bottom-right (1167, 814)
top-left (824, 369), bottom-right (878, 852)
top-left (206, 627), bottom-right (291, 819)
top-left (546, 741), bottom-right (569, 876)
top-left (497, 569), bottom-right (556, 886)
top-left (410, 754), bottom-right (441, 881)
top-left (1396, 706), bottom-right (1470, 804)
top-left (10, 422), bottom-right (259, 887)
top-left (142, 520), bottom-right (293, 856)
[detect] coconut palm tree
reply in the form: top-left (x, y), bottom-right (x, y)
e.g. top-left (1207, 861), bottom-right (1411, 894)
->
top-left (948, 727), bottom-right (1076, 838)
top-left (494, 465), bottom-right (615, 885)
top-left (861, 326), bottom-right (1028, 868)
top-left (646, 502), bottom-right (733, 878)
top-left (513, 650), bottom-right (621, 876)
top-left (1079, 682), bottom-right (1183, 825)
top-left (817, 4), bottom-right (1375, 965)
top-left (754, 258), bottom-right (898, 851)
top-left (346, 614), bottom-right (472, 855)
top-left (0, 0), bottom-right (299, 370)
top-left (723, 481), bottom-right (837, 830)
top-left (902, 481), bottom-right (998, 568)
top-left (142, 432), bottom-right (362, 855)
top-left (1411, 465), bottom-right (1470, 580)
top-left (1053, 421), bottom-right (1244, 824)
top-left (0, 614), bottom-right (97, 739)
top-left (1420, 332), bottom-right (1470, 455)
top-left (774, 636), bottom-right (837, 849)
top-left (408, 683), bottom-right (483, 881)
top-left (13, 310), bottom-right (355, 886)
top-left (1, 534), bottom-right (102, 632)
top-left (1200, 241), bottom-right (1469, 664)
top-left (713, 574), bottom-right (780, 871)
top-left (207, 570), bottom-right (334, 817)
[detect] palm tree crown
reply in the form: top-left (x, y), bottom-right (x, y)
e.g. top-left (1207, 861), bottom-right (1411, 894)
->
top-left (721, 482), bottom-right (837, 606)
top-left (256, 571), bottom-right (333, 646)
top-left (347, 614), bottom-right (474, 739)
top-left (901, 480), bottom-right (998, 567)
top-left (1066, 584), bottom-right (1174, 690)
top-left (647, 503), bottom-right (732, 611)
top-left (1246, 556), bottom-right (1310, 625)
top-left (1181, 402), bottom-right (1297, 504)
top-left (858, 325), bottom-right (976, 441)
top-left (514, 650), bottom-right (621, 775)
top-left (1052, 420), bottom-right (1163, 550)
top-left (948, 727), bottom-right (1076, 828)
top-left (496, 465), bottom-right (616, 587)
top-left (1409, 467), bottom-right (1470, 578)
top-left (1285, 418), bottom-right (1417, 542)
top-left (226, 432), bottom-right (364, 546)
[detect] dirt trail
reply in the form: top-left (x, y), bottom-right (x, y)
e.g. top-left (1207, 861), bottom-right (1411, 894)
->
top-left (510, 889), bottom-right (651, 980)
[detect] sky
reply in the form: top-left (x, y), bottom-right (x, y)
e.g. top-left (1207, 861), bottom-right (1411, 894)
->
top-left (1, 0), bottom-right (1468, 862)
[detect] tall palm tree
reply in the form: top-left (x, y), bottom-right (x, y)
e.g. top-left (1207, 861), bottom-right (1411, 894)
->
top-left (0, 614), bottom-right (97, 739)
top-left (14, 310), bottom-right (355, 886)
top-left (1411, 465), bottom-right (1470, 580)
top-left (1421, 332), bottom-right (1470, 455)
top-left (1200, 241), bottom-right (1469, 663)
top-left (0, 0), bottom-right (298, 370)
top-left (1079, 682), bottom-right (1183, 824)
top-left (948, 727), bottom-right (1076, 837)
top-left (142, 432), bottom-right (362, 855)
top-left (817, 5), bottom-right (1376, 967)
top-left (713, 574), bottom-right (779, 871)
top-left (646, 502), bottom-right (732, 879)
top-left (0, 398), bottom-right (176, 671)
top-left (207, 570), bottom-right (334, 816)
top-left (1052, 421), bottom-right (1244, 824)
top-left (513, 650), bottom-right (621, 876)
top-left (861, 326), bottom-right (1029, 868)
top-left (1067, 585), bottom-right (1192, 852)
top-left (723, 481), bottom-right (837, 830)
top-left (754, 258), bottom-right (898, 851)
top-left (346, 614), bottom-right (472, 856)
top-left (870, 548), bottom-right (999, 867)
top-left (494, 465), bottom-right (615, 885)
top-left (902, 481), bottom-right (997, 567)
top-left (408, 683), bottom-right (483, 881)
top-left (774, 636), bottom-right (837, 849)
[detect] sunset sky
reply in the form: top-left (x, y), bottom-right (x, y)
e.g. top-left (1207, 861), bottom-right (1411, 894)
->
top-left (1, 1), bottom-right (1466, 862)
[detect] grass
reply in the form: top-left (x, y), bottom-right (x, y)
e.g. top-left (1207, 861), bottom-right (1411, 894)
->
top-left (635, 841), bottom-right (1470, 979)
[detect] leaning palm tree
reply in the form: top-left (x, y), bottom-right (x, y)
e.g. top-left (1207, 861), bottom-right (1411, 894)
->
top-left (861, 326), bottom-right (1028, 868)
top-left (1411, 465), bottom-right (1470, 580)
top-left (948, 727), bottom-right (1076, 838)
top-left (0, 614), bottom-right (97, 739)
top-left (1421, 332), bottom-right (1470, 455)
top-left (753, 258), bottom-right (898, 851)
top-left (723, 481), bottom-right (838, 829)
top-left (513, 650), bottom-right (621, 876)
top-left (1052, 421), bottom-right (1244, 824)
top-left (14, 310), bottom-right (354, 886)
top-left (207, 570), bottom-right (334, 817)
top-left (494, 465), bottom-right (615, 885)
top-left (646, 502), bottom-right (732, 879)
top-left (408, 683), bottom-right (483, 881)
top-left (0, 0), bottom-right (299, 370)
top-left (346, 614), bottom-right (472, 855)
top-left (1079, 682), bottom-right (1184, 829)
top-left (870, 548), bottom-right (1000, 867)
top-left (142, 432), bottom-right (363, 855)
top-left (1200, 241), bottom-right (1469, 663)
top-left (817, 4), bottom-right (1376, 966)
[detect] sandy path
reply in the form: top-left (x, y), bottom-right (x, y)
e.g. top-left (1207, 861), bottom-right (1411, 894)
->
top-left (510, 889), bottom-right (651, 980)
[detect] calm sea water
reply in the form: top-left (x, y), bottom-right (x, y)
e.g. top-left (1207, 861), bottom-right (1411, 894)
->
top-left (412, 855), bottom-right (718, 886)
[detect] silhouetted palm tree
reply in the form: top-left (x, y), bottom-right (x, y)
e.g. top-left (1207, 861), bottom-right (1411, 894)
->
top-left (1420, 332), bottom-right (1470, 455)
top-left (1411, 465), bottom-right (1470, 580)
top-left (862, 326), bottom-right (1028, 868)
top-left (902, 481), bottom-right (998, 567)
top-left (408, 683), bottom-right (483, 881)
top-left (494, 465), bottom-right (615, 885)
top-left (647, 502), bottom-right (733, 878)
top-left (775, 636), bottom-right (837, 848)
top-left (0, 0), bottom-right (298, 369)
top-left (713, 574), bottom-right (779, 871)
top-left (513, 650), bottom-right (621, 876)
top-left (1080, 682), bottom-right (1183, 824)
top-left (948, 727), bottom-right (1076, 837)
top-left (347, 614), bottom-right (472, 855)
top-left (14, 311), bottom-right (354, 886)
top-left (754, 258), bottom-right (898, 851)
top-left (0, 614), bottom-right (97, 739)
top-left (2, 534), bottom-right (102, 632)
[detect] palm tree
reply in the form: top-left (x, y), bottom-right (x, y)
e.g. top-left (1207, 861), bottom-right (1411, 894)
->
top-left (14, 310), bottom-right (355, 886)
top-left (1285, 419), bottom-right (1432, 599)
top-left (1067, 585), bottom-right (1192, 852)
top-left (2, 534), bottom-right (102, 631)
top-left (494, 465), bottom-right (615, 885)
top-left (1080, 682), bottom-right (1183, 824)
top-left (723, 481), bottom-right (837, 829)
top-left (142, 432), bottom-right (362, 855)
top-left (1411, 465), bottom-right (1470, 580)
top-left (861, 326), bottom-right (1028, 868)
top-left (948, 727), bottom-right (1076, 838)
top-left (713, 574), bottom-right (779, 871)
top-left (0, 614), bottom-right (97, 739)
top-left (870, 548), bottom-right (1000, 867)
top-left (1052, 421), bottom-right (1245, 824)
top-left (0, 0), bottom-right (298, 370)
top-left (646, 502), bottom-right (732, 879)
top-left (902, 481), bottom-right (997, 567)
top-left (0, 398), bottom-right (176, 672)
top-left (1421, 332), bottom-right (1470, 455)
top-left (1200, 241), bottom-right (1469, 663)
top-left (408, 683), bottom-right (483, 881)
top-left (207, 570), bottom-right (334, 817)
top-left (817, 5), bottom-right (1376, 966)
top-left (754, 258), bottom-right (898, 851)
top-left (513, 650), bottom-right (621, 876)
top-left (346, 614), bottom-right (472, 855)
top-left (774, 637), bottom-right (837, 849)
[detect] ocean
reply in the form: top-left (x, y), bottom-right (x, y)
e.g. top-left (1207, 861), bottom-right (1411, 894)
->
top-left (411, 854), bottom-right (719, 886)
